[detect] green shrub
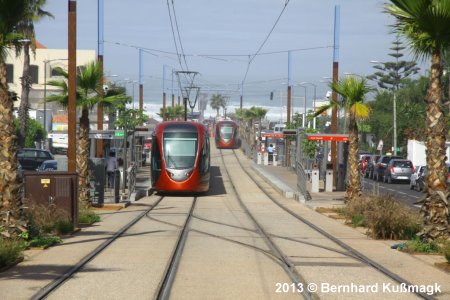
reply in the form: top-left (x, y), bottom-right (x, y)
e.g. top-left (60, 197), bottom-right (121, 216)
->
top-left (25, 203), bottom-right (72, 238)
top-left (342, 195), bottom-right (422, 240)
top-left (405, 238), bottom-right (440, 254)
top-left (351, 214), bottom-right (366, 227)
top-left (28, 236), bottom-right (62, 249)
top-left (0, 237), bottom-right (26, 269)
top-left (364, 196), bottom-right (422, 240)
top-left (78, 206), bottom-right (101, 224)
top-left (55, 219), bottom-right (74, 235)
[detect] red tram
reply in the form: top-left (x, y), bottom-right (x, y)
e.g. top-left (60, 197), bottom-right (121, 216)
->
top-left (150, 121), bottom-right (210, 193)
top-left (215, 120), bottom-right (239, 149)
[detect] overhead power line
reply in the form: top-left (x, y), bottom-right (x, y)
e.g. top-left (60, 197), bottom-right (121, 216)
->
top-left (166, 0), bottom-right (184, 71)
top-left (242, 0), bottom-right (291, 84)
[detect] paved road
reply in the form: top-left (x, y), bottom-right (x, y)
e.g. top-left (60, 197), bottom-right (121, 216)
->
top-left (361, 177), bottom-right (424, 209)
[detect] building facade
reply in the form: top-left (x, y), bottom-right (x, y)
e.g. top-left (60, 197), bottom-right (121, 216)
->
top-left (5, 43), bottom-right (96, 130)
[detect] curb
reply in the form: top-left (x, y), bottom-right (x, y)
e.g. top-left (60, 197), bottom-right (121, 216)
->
top-left (251, 163), bottom-right (303, 201)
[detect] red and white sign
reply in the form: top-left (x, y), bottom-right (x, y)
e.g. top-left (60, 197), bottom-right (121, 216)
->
top-left (262, 133), bottom-right (284, 138)
top-left (306, 134), bottom-right (349, 142)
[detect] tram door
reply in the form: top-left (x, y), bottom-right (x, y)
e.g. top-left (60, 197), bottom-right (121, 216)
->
top-left (150, 135), bottom-right (161, 185)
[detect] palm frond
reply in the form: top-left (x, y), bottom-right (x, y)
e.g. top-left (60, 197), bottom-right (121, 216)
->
top-left (350, 102), bottom-right (371, 121)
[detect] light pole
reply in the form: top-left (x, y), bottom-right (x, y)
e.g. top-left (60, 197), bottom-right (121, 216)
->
top-left (370, 60), bottom-right (397, 155)
top-left (300, 82), bottom-right (317, 129)
top-left (295, 85), bottom-right (307, 127)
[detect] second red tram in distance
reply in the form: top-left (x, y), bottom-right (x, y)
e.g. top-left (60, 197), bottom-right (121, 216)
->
top-left (150, 121), bottom-right (210, 193)
top-left (215, 120), bottom-right (239, 149)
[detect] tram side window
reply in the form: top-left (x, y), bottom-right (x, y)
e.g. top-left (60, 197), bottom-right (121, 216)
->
top-left (151, 137), bottom-right (161, 171)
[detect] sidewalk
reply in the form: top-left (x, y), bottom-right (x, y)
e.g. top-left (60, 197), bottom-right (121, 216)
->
top-left (251, 162), bottom-right (346, 209)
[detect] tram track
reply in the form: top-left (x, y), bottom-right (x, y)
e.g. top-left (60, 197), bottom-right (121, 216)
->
top-left (229, 149), bottom-right (434, 300)
top-left (30, 195), bottom-right (199, 300)
top-left (219, 149), bottom-right (315, 300)
top-left (31, 195), bottom-right (165, 300)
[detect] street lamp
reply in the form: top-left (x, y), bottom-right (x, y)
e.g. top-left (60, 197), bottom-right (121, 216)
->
top-left (370, 60), bottom-right (397, 155)
top-left (295, 84), bottom-right (307, 127)
top-left (300, 82), bottom-right (317, 129)
top-left (43, 58), bottom-right (68, 149)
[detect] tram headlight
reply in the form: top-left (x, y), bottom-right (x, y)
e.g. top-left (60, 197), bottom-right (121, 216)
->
top-left (166, 170), bottom-right (175, 178)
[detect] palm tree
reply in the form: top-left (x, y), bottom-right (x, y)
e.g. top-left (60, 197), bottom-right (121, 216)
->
top-left (158, 104), bottom-right (185, 120)
top-left (386, 0), bottom-right (450, 241)
top-left (234, 108), bottom-right (246, 143)
top-left (16, 0), bottom-right (52, 147)
top-left (210, 94), bottom-right (225, 117)
top-left (243, 108), bottom-right (257, 147)
top-left (316, 76), bottom-right (371, 200)
top-left (0, 0), bottom-right (27, 237)
top-left (46, 61), bottom-right (129, 207)
top-left (250, 106), bottom-right (268, 140)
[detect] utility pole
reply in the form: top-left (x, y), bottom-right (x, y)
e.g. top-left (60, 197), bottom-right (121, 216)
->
top-left (68, 0), bottom-right (77, 172)
top-left (331, 5), bottom-right (340, 189)
top-left (96, 0), bottom-right (104, 158)
top-left (139, 48), bottom-right (144, 112)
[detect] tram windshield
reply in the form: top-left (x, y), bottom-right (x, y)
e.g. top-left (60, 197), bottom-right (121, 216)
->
top-left (220, 125), bottom-right (233, 139)
top-left (163, 132), bottom-right (198, 169)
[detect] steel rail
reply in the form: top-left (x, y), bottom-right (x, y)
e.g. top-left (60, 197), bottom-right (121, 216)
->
top-left (31, 196), bottom-right (165, 300)
top-left (156, 196), bottom-right (197, 300)
top-left (232, 149), bottom-right (434, 300)
top-left (220, 149), bottom-right (315, 300)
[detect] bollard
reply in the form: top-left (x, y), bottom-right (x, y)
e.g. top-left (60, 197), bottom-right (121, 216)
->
top-left (325, 169), bottom-right (333, 192)
top-left (257, 152), bottom-right (262, 165)
top-left (263, 152), bottom-right (269, 165)
top-left (273, 153), bottom-right (278, 166)
top-left (311, 168), bottom-right (319, 193)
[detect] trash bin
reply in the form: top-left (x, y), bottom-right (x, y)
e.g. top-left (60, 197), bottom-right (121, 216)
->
top-left (23, 171), bottom-right (78, 225)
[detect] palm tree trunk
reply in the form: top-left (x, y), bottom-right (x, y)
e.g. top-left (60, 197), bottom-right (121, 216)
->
top-left (346, 114), bottom-right (361, 200)
top-left (420, 49), bottom-right (450, 241)
top-left (77, 107), bottom-right (91, 208)
top-left (0, 62), bottom-right (23, 238)
top-left (18, 42), bottom-right (31, 148)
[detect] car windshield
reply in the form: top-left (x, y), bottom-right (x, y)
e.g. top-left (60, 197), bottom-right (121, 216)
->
top-left (393, 161), bottom-right (412, 168)
top-left (163, 132), bottom-right (198, 169)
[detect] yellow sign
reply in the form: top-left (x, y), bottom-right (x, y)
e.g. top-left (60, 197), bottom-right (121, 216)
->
top-left (41, 179), bottom-right (50, 188)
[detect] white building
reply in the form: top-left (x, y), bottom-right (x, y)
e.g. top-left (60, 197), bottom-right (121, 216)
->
top-left (5, 41), bottom-right (96, 121)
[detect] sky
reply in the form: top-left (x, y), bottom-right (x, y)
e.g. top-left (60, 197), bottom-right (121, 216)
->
top-left (34, 0), bottom-right (427, 119)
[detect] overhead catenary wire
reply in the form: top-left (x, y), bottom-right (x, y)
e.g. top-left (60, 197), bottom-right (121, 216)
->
top-left (105, 40), bottom-right (331, 59)
top-left (241, 0), bottom-right (291, 85)
top-left (166, 0), bottom-right (184, 72)
top-left (171, 0), bottom-right (189, 71)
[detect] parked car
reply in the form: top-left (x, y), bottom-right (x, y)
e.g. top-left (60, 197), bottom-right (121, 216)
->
top-left (410, 165), bottom-right (426, 190)
top-left (364, 154), bottom-right (380, 179)
top-left (416, 163), bottom-right (450, 191)
top-left (359, 154), bottom-right (371, 175)
top-left (373, 155), bottom-right (403, 182)
top-left (17, 148), bottom-right (54, 171)
top-left (383, 159), bottom-right (414, 183)
top-left (36, 160), bottom-right (58, 171)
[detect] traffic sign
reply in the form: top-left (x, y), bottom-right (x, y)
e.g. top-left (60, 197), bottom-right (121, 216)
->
top-left (115, 131), bottom-right (125, 137)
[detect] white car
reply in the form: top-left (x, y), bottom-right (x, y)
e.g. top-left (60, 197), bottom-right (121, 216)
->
top-left (410, 165), bottom-right (426, 190)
